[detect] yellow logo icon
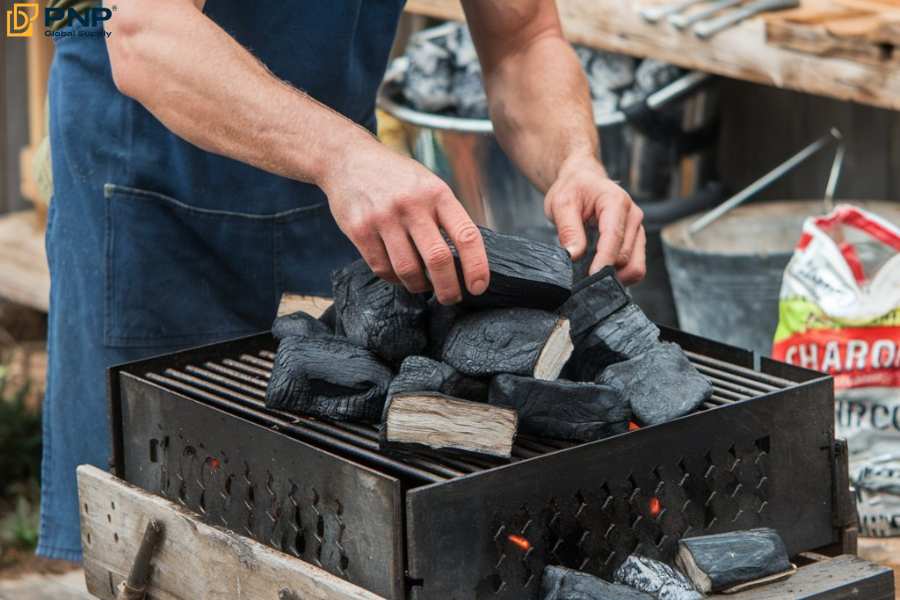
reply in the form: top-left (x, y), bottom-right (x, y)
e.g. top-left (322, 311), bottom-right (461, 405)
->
top-left (6, 3), bottom-right (39, 37)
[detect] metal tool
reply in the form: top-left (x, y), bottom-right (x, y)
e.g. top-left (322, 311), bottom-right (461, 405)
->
top-left (689, 128), bottom-right (842, 235)
top-left (823, 141), bottom-right (845, 213)
top-left (693, 0), bottom-right (799, 38)
top-left (640, 0), bottom-right (710, 23)
top-left (669, 0), bottom-right (744, 29)
top-left (115, 519), bottom-right (164, 600)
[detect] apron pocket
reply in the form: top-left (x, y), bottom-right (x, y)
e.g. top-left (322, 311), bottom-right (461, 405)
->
top-left (104, 184), bottom-right (311, 348)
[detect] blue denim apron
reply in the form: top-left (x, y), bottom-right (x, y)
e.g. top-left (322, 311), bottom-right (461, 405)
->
top-left (38, 2), bottom-right (404, 561)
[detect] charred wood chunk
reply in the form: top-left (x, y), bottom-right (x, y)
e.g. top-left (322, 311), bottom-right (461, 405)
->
top-left (598, 342), bottom-right (712, 426)
top-left (380, 392), bottom-right (517, 459)
top-left (559, 266), bottom-right (630, 346)
top-left (446, 227), bottom-right (573, 310)
top-left (489, 374), bottom-right (630, 441)
top-left (542, 566), bottom-right (654, 600)
top-left (425, 297), bottom-right (466, 358)
top-left (265, 336), bottom-right (393, 423)
top-left (569, 303), bottom-right (660, 381)
top-left (332, 259), bottom-right (427, 363)
top-left (441, 308), bottom-right (573, 379)
top-left (318, 303), bottom-right (338, 334)
top-left (271, 310), bottom-right (332, 341)
top-left (614, 555), bottom-right (702, 600)
top-left (675, 528), bottom-right (792, 594)
top-left (389, 356), bottom-right (488, 403)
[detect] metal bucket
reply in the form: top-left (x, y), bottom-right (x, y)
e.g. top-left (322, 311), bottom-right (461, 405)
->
top-left (378, 63), bottom-right (718, 248)
top-left (662, 200), bottom-right (900, 356)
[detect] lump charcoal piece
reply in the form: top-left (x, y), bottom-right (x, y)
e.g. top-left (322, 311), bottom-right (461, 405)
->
top-left (271, 310), bottom-right (332, 341)
top-left (559, 266), bottom-right (630, 346)
top-left (442, 308), bottom-right (573, 379)
top-left (569, 302), bottom-right (660, 381)
top-left (489, 374), bottom-right (630, 442)
top-left (389, 355), bottom-right (488, 403)
top-left (599, 342), bottom-right (712, 426)
top-left (634, 59), bottom-right (682, 95)
top-left (447, 23), bottom-right (479, 69)
top-left (447, 227), bottom-right (573, 310)
top-left (675, 528), bottom-right (791, 594)
top-left (265, 336), bottom-right (392, 423)
top-left (452, 63), bottom-right (489, 119)
top-left (319, 303), bottom-right (339, 334)
top-left (332, 259), bottom-right (427, 364)
top-left (614, 555), bottom-right (702, 600)
top-left (592, 91), bottom-right (620, 120)
top-left (381, 392), bottom-right (517, 459)
top-left (542, 566), bottom-right (654, 600)
top-left (426, 297), bottom-right (466, 357)
top-left (403, 35), bottom-right (455, 112)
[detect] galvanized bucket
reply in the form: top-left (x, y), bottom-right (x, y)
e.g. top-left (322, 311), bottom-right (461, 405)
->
top-left (662, 200), bottom-right (900, 356)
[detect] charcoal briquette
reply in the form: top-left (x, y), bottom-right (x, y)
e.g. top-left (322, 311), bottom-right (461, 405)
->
top-left (489, 374), bottom-right (630, 441)
top-left (542, 566), bottom-right (654, 600)
top-left (614, 555), bottom-right (702, 600)
top-left (265, 336), bottom-right (393, 423)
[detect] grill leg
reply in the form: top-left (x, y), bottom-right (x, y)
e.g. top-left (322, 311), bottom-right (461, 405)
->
top-left (115, 519), bottom-right (164, 600)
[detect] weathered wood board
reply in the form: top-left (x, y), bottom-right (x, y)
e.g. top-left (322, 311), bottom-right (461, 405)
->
top-left (77, 466), bottom-right (386, 600)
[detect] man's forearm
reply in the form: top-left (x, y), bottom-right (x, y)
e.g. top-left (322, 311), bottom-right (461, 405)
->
top-left (480, 34), bottom-right (599, 192)
top-left (105, 0), bottom-right (373, 188)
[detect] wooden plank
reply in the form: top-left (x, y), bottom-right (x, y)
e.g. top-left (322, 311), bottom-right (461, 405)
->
top-left (859, 537), bottom-right (900, 600)
top-left (77, 466), bottom-right (387, 600)
top-left (276, 293), bottom-right (332, 318)
top-left (714, 554), bottom-right (894, 599)
top-left (404, 0), bottom-right (900, 111)
top-left (0, 210), bottom-right (49, 312)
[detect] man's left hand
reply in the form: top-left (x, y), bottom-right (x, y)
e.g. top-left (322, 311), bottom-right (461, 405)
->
top-left (544, 155), bottom-right (646, 285)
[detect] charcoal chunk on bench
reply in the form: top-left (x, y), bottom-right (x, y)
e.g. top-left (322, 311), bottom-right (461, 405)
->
top-left (332, 259), bottom-right (427, 363)
top-left (318, 303), bottom-right (339, 334)
top-left (381, 392), bottom-right (517, 459)
top-left (598, 342), bottom-right (712, 426)
top-left (542, 566), bottom-right (654, 600)
top-left (489, 374), bottom-right (629, 441)
top-left (389, 356), bottom-right (488, 403)
top-left (614, 555), bottom-right (702, 600)
top-left (446, 227), bottom-right (573, 310)
top-left (569, 302), bottom-right (660, 382)
top-left (675, 528), bottom-right (792, 594)
top-left (442, 308), bottom-right (573, 379)
top-left (559, 266), bottom-right (630, 346)
top-left (272, 310), bottom-right (333, 340)
top-left (265, 336), bottom-right (392, 423)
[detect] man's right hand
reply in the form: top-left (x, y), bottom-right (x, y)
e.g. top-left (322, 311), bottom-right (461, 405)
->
top-left (319, 135), bottom-right (490, 305)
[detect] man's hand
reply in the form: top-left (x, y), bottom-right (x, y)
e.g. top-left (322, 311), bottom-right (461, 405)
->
top-left (320, 135), bottom-right (490, 304)
top-left (545, 155), bottom-right (646, 285)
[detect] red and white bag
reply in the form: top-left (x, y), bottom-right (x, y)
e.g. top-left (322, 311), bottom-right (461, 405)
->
top-left (772, 204), bottom-right (900, 537)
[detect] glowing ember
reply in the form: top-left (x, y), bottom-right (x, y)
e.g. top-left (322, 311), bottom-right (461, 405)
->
top-left (628, 421), bottom-right (640, 431)
top-left (507, 534), bottom-right (531, 551)
top-left (649, 496), bottom-right (662, 516)
top-left (208, 458), bottom-right (221, 471)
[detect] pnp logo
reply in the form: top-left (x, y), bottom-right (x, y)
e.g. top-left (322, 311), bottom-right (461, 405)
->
top-left (6, 3), bottom-right (38, 37)
top-left (45, 6), bottom-right (112, 28)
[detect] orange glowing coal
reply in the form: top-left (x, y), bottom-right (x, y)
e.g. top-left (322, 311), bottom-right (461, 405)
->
top-left (507, 534), bottom-right (531, 551)
top-left (208, 458), bottom-right (221, 471)
top-left (628, 421), bottom-right (640, 431)
top-left (649, 496), bottom-right (662, 516)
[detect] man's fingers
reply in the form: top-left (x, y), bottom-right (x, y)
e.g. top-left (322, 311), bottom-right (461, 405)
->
top-left (408, 218), bottom-right (463, 304)
top-left (615, 203), bottom-right (643, 268)
top-left (549, 193), bottom-right (588, 259)
top-left (381, 227), bottom-right (429, 293)
top-left (615, 226), bottom-right (647, 285)
top-left (354, 229), bottom-right (398, 283)
top-left (437, 201), bottom-right (490, 297)
top-left (592, 197), bottom-right (628, 271)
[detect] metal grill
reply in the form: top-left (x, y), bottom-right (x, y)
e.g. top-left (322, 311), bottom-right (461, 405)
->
top-left (109, 328), bottom-right (839, 600)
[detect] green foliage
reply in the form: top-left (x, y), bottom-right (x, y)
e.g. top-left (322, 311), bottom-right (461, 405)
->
top-left (0, 366), bottom-right (43, 498)
top-left (0, 493), bottom-right (40, 551)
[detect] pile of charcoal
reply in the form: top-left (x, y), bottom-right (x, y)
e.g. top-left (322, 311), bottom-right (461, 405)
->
top-left (543, 527), bottom-right (794, 599)
top-left (265, 227), bottom-right (712, 460)
top-left (397, 22), bottom-right (683, 119)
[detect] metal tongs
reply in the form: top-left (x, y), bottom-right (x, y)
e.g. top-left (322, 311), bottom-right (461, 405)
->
top-left (689, 128), bottom-right (846, 236)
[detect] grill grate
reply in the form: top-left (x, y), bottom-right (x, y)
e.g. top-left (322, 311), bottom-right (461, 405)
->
top-left (142, 345), bottom-right (791, 487)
